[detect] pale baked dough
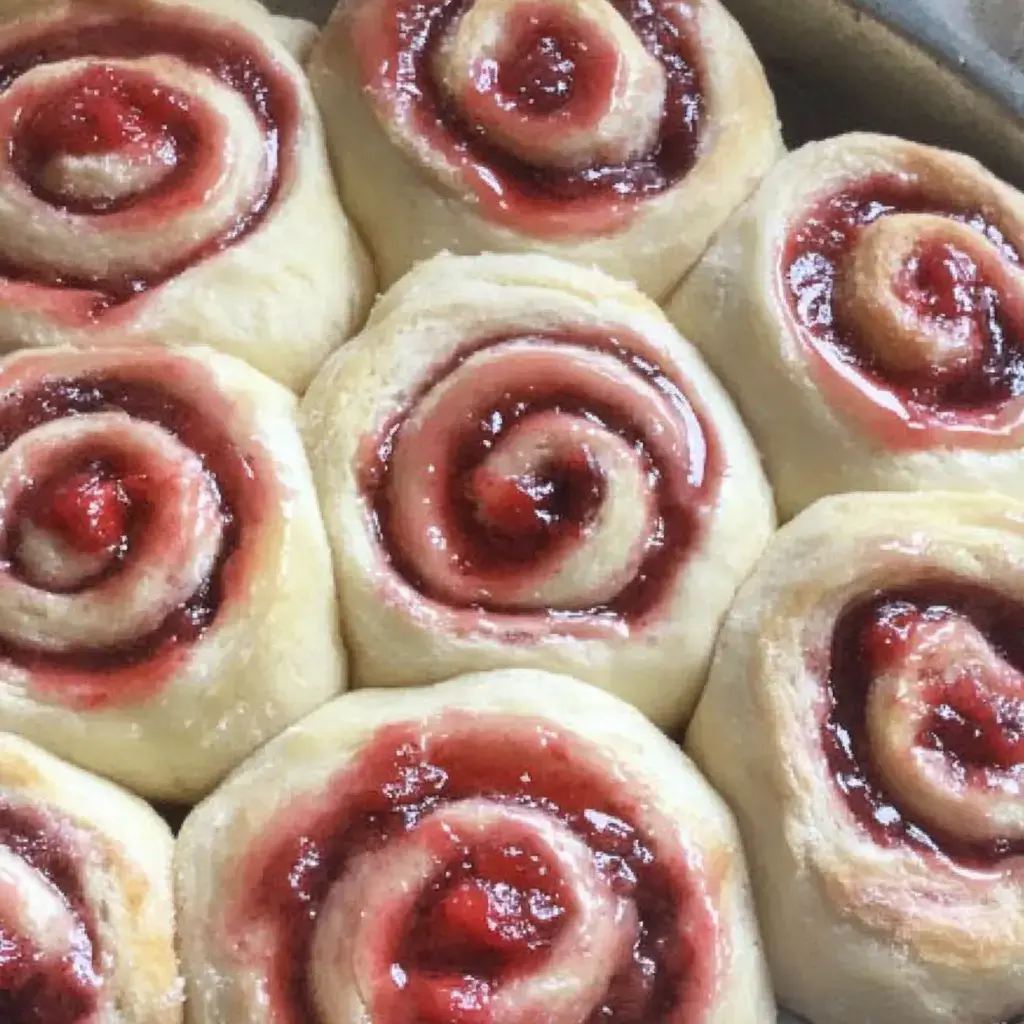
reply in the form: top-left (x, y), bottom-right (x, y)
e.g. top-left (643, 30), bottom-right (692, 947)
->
top-left (176, 669), bottom-right (775, 1023)
top-left (301, 252), bottom-right (775, 729)
top-left (0, 732), bottom-right (180, 1022)
top-left (666, 133), bottom-right (1024, 520)
top-left (272, 14), bottom-right (319, 62)
top-left (308, 0), bottom-right (782, 298)
top-left (0, 0), bottom-right (373, 392)
top-left (0, 346), bottom-right (345, 802)
top-left (687, 490), bottom-right (1024, 1024)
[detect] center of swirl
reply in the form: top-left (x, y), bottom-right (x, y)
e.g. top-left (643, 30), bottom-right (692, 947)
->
top-left (468, 450), bottom-right (604, 560)
top-left (232, 714), bottom-right (715, 1024)
top-left (783, 176), bottom-right (1024, 439)
top-left (412, 839), bottom-right (569, 966)
top-left (14, 65), bottom-right (190, 214)
top-left (12, 464), bottom-right (148, 592)
top-left (498, 21), bottom-right (580, 115)
top-left (824, 584), bottom-right (1024, 862)
top-left (360, 332), bottom-right (716, 627)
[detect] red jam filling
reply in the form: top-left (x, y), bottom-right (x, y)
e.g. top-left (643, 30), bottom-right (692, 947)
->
top-left (466, 449), bottom-right (605, 562)
top-left (0, 374), bottom-right (260, 707)
top-left (14, 64), bottom-right (198, 217)
top-left (0, 802), bottom-right (100, 1023)
top-left (31, 470), bottom-right (133, 556)
top-left (825, 584), bottom-right (1024, 863)
top-left (239, 715), bottom-right (714, 1024)
top-left (359, 332), bottom-right (717, 624)
top-left (363, 0), bottom-right (704, 231)
top-left (495, 19), bottom-right (602, 117)
top-left (783, 177), bottom-right (1024, 419)
top-left (401, 835), bottom-right (573, 1023)
top-left (0, 13), bottom-right (297, 305)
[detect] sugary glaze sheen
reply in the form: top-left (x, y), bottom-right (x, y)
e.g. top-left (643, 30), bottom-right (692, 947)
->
top-left (232, 712), bottom-right (716, 1024)
top-left (826, 583), bottom-right (1024, 865)
top-left (0, 801), bottom-right (99, 1022)
top-left (360, 330), bottom-right (717, 628)
top-left (350, 0), bottom-right (704, 237)
top-left (783, 175), bottom-right (1024, 439)
top-left (0, 10), bottom-right (295, 311)
top-left (0, 365), bottom-right (260, 708)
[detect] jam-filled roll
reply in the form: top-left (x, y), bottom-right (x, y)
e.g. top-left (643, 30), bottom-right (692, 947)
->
top-left (0, 346), bottom-right (344, 802)
top-left (688, 491), bottom-right (1024, 1024)
top-left (301, 253), bottom-right (775, 729)
top-left (666, 134), bottom-right (1024, 519)
top-left (0, 732), bottom-right (180, 1023)
top-left (307, 0), bottom-right (782, 298)
top-left (0, 0), bottom-right (372, 391)
top-left (176, 670), bottom-right (775, 1024)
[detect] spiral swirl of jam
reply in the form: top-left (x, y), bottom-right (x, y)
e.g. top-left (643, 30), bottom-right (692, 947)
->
top-left (0, 351), bottom-right (264, 709)
top-left (0, 9), bottom-right (297, 315)
top-left (360, 331), bottom-right (718, 636)
top-left (233, 713), bottom-right (717, 1023)
top-left (825, 583), bottom-right (1024, 866)
top-left (349, 0), bottom-right (705, 237)
top-left (0, 801), bottom-right (100, 1023)
top-left (783, 176), bottom-right (1024, 445)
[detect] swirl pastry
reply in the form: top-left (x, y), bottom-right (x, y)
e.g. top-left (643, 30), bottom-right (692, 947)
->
top-left (666, 133), bottom-right (1024, 520)
top-left (0, 345), bottom-right (344, 802)
top-left (301, 253), bottom-right (775, 729)
top-left (687, 491), bottom-right (1024, 1024)
top-left (307, 0), bottom-right (782, 298)
top-left (0, 0), bottom-right (372, 391)
top-left (176, 669), bottom-right (774, 1024)
top-left (0, 731), bottom-right (179, 1022)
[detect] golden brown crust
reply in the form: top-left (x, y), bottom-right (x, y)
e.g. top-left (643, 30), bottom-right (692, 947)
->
top-left (0, 732), bottom-right (181, 1023)
top-left (688, 491), bottom-right (1024, 1024)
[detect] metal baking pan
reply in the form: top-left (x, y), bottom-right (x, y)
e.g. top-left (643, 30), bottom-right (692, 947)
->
top-left (723, 0), bottom-right (1024, 190)
top-left (267, 0), bottom-right (1024, 1020)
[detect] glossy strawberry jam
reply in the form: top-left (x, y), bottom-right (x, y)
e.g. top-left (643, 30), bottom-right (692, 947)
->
top-left (0, 802), bottom-right (100, 1023)
top-left (783, 177), bottom-right (1024, 419)
top-left (0, 12), bottom-right (297, 302)
top-left (0, 373), bottom-right (261, 708)
top-left (825, 584), bottom-right (1024, 863)
top-left (360, 0), bottom-right (704, 229)
top-left (14, 64), bottom-right (198, 217)
top-left (359, 332), bottom-right (718, 623)
top-left (495, 11), bottom-right (617, 118)
top-left (237, 715), bottom-right (715, 1023)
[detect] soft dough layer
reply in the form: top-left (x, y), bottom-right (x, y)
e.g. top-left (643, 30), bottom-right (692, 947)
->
top-left (0, 0), bottom-right (373, 391)
top-left (666, 133), bottom-right (1024, 520)
top-left (301, 252), bottom-right (775, 729)
top-left (176, 669), bottom-right (775, 1024)
top-left (0, 732), bottom-right (180, 1023)
top-left (307, 0), bottom-right (782, 298)
top-left (0, 345), bottom-right (345, 801)
top-left (688, 491), bottom-right (1024, 1024)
